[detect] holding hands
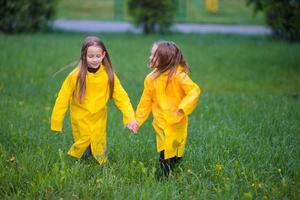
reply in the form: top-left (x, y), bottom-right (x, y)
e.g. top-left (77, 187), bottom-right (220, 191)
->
top-left (125, 121), bottom-right (139, 134)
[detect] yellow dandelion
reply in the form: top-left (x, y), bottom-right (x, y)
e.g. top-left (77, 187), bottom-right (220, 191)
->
top-left (215, 163), bottom-right (224, 174)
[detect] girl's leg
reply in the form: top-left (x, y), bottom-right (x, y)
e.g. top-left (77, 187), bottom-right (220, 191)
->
top-left (159, 151), bottom-right (171, 176)
top-left (159, 151), bottom-right (183, 177)
top-left (170, 156), bottom-right (183, 171)
top-left (82, 145), bottom-right (92, 160)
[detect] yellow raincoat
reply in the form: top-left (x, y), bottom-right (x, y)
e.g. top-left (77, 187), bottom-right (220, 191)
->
top-left (51, 64), bottom-right (135, 164)
top-left (136, 66), bottom-right (201, 159)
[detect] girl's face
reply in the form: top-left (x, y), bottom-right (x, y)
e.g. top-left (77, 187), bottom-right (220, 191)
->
top-left (149, 44), bottom-right (158, 68)
top-left (86, 46), bottom-right (106, 68)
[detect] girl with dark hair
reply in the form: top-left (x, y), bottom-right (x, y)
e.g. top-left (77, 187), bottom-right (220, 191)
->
top-left (135, 41), bottom-right (201, 177)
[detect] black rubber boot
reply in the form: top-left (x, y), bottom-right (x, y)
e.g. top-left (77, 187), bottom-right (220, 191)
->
top-left (155, 158), bottom-right (170, 180)
top-left (82, 146), bottom-right (92, 160)
top-left (169, 156), bottom-right (183, 171)
top-left (160, 158), bottom-right (172, 176)
top-left (156, 151), bottom-right (183, 180)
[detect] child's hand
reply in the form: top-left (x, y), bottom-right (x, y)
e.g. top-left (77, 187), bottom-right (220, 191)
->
top-left (171, 109), bottom-right (185, 124)
top-left (175, 109), bottom-right (184, 116)
top-left (125, 121), bottom-right (139, 134)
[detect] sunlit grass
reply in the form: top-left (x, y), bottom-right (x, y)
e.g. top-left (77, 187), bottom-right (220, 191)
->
top-left (0, 32), bottom-right (299, 199)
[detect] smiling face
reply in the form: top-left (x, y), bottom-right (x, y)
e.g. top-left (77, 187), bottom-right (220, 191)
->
top-left (86, 46), bottom-right (106, 68)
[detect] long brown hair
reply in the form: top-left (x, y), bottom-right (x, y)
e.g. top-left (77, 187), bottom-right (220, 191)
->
top-left (76, 36), bottom-right (114, 102)
top-left (150, 41), bottom-right (190, 85)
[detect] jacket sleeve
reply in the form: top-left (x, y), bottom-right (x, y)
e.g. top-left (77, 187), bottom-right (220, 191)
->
top-left (177, 73), bottom-right (201, 116)
top-left (50, 74), bottom-right (75, 131)
top-left (112, 74), bottom-right (135, 125)
top-left (135, 78), bottom-right (152, 127)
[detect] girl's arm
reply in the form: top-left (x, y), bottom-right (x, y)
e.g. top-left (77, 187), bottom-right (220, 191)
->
top-left (135, 78), bottom-right (152, 127)
top-left (177, 73), bottom-right (201, 116)
top-left (50, 74), bottom-right (75, 132)
top-left (112, 74), bottom-right (136, 126)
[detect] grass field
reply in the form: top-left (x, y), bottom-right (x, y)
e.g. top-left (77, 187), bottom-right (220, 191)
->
top-left (57, 0), bottom-right (264, 24)
top-left (0, 32), bottom-right (300, 199)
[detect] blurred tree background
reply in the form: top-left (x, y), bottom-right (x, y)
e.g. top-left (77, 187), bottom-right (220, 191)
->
top-left (127, 0), bottom-right (177, 34)
top-left (247, 0), bottom-right (300, 42)
top-left (0, 1), bottom-right (299, 40)
top-left (0, 0), bottom-right (58, 33)
top-left (56, 0), bottom-right (264, 24)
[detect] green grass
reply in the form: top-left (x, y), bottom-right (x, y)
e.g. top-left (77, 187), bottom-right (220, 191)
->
top-left (57, 0), bottom-right (115, 21)
top-left (0, 32), bottom-right (300, 199)
top-left (57, 0), bottom-right (264, 24)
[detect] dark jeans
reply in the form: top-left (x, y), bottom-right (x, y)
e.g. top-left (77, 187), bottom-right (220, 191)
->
top-left (159, 151), bottom-right (182, 176)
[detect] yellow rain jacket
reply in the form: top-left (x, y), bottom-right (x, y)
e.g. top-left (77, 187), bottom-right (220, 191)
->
top-left (51, 64), bottom-right (135, 164)
top-left (136, 66), bottom-right (201, 159)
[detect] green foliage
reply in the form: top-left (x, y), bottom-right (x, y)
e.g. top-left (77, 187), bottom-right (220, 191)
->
top-left (0, 0), bottom-right (58, 33)
top-left (127, 0), bottom-right (177, 34)
top-left (57, 0), bottom-right (264, 24)
top-left (246, 0), bottom-right (300, 42)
